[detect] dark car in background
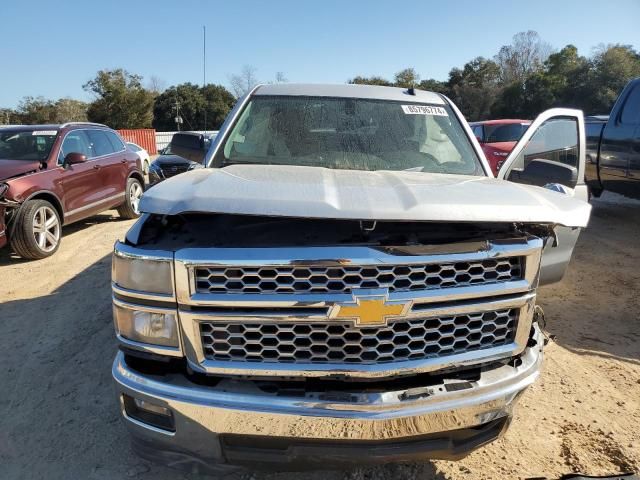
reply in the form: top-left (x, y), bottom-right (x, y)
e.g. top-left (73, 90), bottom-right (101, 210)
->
top-left (148, 144), bottom-right (202, 185)
top-left (0, 123), bottom-right (144, 259)
top-left (586, 78), bottom-right (640, 199)
top-left (469, 119), bottom-right (531, 175)
top-left (147, 132), bottom-right (211, 186)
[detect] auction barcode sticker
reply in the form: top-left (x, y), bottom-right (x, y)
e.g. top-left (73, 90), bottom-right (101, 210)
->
top-left (401, 105), bottom-right (448, 116)
top-left (32, 130), bottom-right (58, 136)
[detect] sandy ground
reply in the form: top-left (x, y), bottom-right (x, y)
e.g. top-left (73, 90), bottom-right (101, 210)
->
top-left (0, 196), bottom-right (638, 480)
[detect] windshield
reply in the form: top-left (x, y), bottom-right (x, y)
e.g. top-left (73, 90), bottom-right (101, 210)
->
top-left (483, 123), bottom-right (529, 143)
top-left (0, 129), bottom-right (58, 161)
top-left (218, 96), bottom-right (484, 175)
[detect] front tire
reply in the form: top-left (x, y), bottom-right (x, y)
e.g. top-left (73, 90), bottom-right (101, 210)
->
top-left (10, 199), bottom-right (62, 259)
top-left (117, 177), bottom-right (144, 219)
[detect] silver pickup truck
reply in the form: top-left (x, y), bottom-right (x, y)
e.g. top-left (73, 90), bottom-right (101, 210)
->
top-left (111, 84), bottom-right (591, 473)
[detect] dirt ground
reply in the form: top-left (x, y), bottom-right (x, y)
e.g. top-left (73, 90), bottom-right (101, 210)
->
top-left (0, 195), bottom-right (638, 480)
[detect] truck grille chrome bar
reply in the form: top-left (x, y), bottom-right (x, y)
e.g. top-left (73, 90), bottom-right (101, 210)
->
top-left (200, 308), bottom-right (517, 364)
top-left (194, 257), bottom-right (522, 295)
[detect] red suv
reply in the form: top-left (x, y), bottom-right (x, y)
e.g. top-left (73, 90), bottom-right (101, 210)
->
top-left (0, 123), bottom-right (144, 259)
top-left (469, 119), bottom-right (531, 175)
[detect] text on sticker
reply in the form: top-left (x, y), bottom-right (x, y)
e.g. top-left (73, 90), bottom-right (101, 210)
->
top-left (32, 130), bottom-right (58, 136)
top-left (401, 105), bottom-right (448, 116)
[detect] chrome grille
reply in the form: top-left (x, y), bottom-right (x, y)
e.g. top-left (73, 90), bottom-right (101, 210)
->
top-left (200, 309), bottom-right (517, 364)
top-left (160, 163), bottom-right (189, 178)
top-left (194, 257), bottom-right (522, 295)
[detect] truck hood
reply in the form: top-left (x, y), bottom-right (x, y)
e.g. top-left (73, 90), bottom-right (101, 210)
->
top-left (139, 164), bottom-right (591, 227)
top-left (0, 159), bottom-right (41, 181)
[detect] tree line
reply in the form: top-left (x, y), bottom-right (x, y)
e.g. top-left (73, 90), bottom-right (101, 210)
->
top-left (2, 31), bottom-right (639, 129)
top-left (350, 31), bottom-right (640, 120)
top-left (0, 65), bottom-right (286, 130)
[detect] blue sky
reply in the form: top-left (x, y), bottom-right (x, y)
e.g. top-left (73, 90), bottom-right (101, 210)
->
top-left (1, 0), bottom-right (638, 108)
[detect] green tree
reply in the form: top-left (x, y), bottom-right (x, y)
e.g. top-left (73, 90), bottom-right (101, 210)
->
top-left (83, 69), bottom-right (154, 129)
top-left (394, 68), bottom-right (420, 88)
top-left (13, 96), bottom-right (88, 124)
top-left (492, 46), bottom-right (589, 118)
top-left (447, 57), bottom-right (501, 120)
top-left (417, 78), bottom-right (448, 95)
top-left (490, 81), bottom-right (526, 118)
top-left (492, 43), bottom-right (640, 117)
top-left (583, 44), bottom-right (640, 113)
top-left (53, 98), bottom-right (88, 122)
top-left (0, 108), bottom-right (19, 125)
top-left (16, 96), bottom-right (57, 124)
top-left (348, 75), bottom-right (393, 86)
top-left (152, 83), bottom-right (235, 131)
top-left (201, 84), bottom-right (236, 129)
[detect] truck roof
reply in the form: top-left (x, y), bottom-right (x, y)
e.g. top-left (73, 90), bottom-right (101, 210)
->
top-left (253, 83), bottom-right (446, 105)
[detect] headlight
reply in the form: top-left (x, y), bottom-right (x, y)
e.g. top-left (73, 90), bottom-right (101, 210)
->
top-left (114, 302), bottom-right (179, 348)
top-left (112, 244), bottom-right (173, 295)
top-left (149, 162), bottom-right (162, 174)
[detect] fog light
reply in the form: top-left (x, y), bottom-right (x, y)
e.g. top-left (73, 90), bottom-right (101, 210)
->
top-left (123, 394), bottom-right (175, 432)
top-left (134, 398), bottom-right (171, 417)
top-left (134, 311), bottom-right (175, 339)
top-left (114, 304), bottom-right (179, 348)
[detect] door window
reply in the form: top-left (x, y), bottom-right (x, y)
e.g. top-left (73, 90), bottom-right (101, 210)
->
top-left (105, 131), bottom-right (126, 152)
top-left (59, 130), bottom-right (93, 163)
top-left (86, 130), bottom-right (116, 157)
top-left (499, 112), bottom-right (582, 191)
top-left (508, 118), bottom-right (579, 172)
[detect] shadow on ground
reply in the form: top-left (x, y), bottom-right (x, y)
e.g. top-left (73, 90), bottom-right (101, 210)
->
top-left (539, 200), bottom-right (640, 365)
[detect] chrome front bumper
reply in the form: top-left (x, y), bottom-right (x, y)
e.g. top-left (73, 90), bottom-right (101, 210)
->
top-left (112, 327), bottom-right (543, 471)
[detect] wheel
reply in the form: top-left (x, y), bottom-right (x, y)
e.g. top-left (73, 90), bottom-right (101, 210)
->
top-left (117, 177), bottom-right (144, 219)
top-left (10, 199), bottom-right (62, 259)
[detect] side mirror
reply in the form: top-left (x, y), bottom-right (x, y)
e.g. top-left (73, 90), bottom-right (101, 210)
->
top-left (508, 158), bottom-right (578, 189)
top-left (170, 132), bottom-right (208, 163)
top-left (64, 152), bottom-right (87, 165)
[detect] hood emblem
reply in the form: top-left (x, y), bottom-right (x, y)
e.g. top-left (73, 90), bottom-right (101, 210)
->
top-left (332, 290), bottom-right (411, 326)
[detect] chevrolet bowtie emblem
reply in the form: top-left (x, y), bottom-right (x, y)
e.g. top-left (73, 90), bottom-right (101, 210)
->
top-left (333, 292), bottom-right (411, 326)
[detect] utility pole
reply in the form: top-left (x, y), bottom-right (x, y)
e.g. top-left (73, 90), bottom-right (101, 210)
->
top-left (174, 97), bottom-right (183, 131)
top-left (203, 25), bottom-right (207, 135)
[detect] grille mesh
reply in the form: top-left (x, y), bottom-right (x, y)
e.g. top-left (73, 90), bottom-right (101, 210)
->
top-left (160, 163), bottom-right (190, 178)
top-left (195, 258), bottom-right (522, 295)
top-left (200, 309), bottom-right (517, 364)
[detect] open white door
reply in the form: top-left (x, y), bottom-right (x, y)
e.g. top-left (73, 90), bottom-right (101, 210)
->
top-left (497, 108), bottom-right (590, 285)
